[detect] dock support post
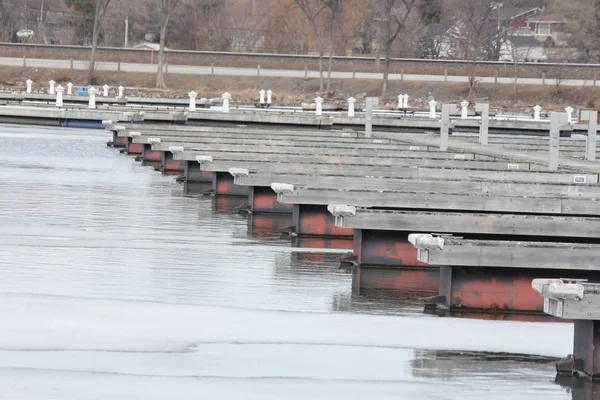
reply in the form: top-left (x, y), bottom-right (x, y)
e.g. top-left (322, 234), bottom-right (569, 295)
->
top-left (25, 79), bottom-right (32, 94)
top-left (479, 103), bottom-right (489, 145)
top-left (403, 94), bottom-right (409, 108)
top-left (549, 112), bottom-right (561, 171)
top-left (533, 279), bottom-right (600, 379)
top-left (67, 82), bottom-right (73, 95)
top-left (118, 86), bottom-right (124, 98)
top-left (587, 111), bottom-right (597, 161)
top-left (48, 80), bottom-right (55, 95)
top-left (365, 96), bottom-right (378, 138)
top-left (440, 103), bottom-right (450, 151)
top-left (267, 90), bottom-right (272, 106)
top-left (259, 89), bottom-right (265, 105)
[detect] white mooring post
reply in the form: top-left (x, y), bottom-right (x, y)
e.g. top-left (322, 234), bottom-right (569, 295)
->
top-left (48, 80), bottom-right (56, 95)
top-left (103, 84), bottom-right (109, 97)
top-left (259, 89), bottom-right (265, 105)
top-left (222, 92), bottom-right (231, 113)
top-left (403, 94), bottom-right (409, 108)
top-left (428, 100), bottom-right (437, 119)
top-left (88, 87), bottom-right (97, 109)
top-left (55, 85), bottom-right (64, 107)
top-left (188, 91), bottom-right (197, 111)
top-left (587, 110), bottom-right (598, 161)
top-left (479, 103), bottom-right (490, 145)
top-left (267, 90), bottom-right (272, 106)
top-left (347, 97), bottom-right (356, 117)
top-left (565, 106), bottom-right (574, 123)
top-left (533, 104), bottom-right (542, 121)
top-left (397, 94), bottom-right (404, 108)
top-left (460, 100), bottom-right (469, 119)
top-left (67, 82), bottom-right (73, 95)
top-left (315, 96), bottom-right (323, 116)
top-left (440, 103), bottom-right (451, 151)
top-left (118, 86), bottom-right (124, 98)
top-left (25, 79), bottom-right (32, 94)
top-left (549, 112), bottom-right (561, 171)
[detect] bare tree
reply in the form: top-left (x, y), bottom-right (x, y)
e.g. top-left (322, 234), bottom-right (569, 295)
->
top-left (293, 0), bottom-right (327, 92)
top-left (156, 0), bottom-right (182, 88)
top-left (89, 0), bottom-right (112, 83)
top-left (380, 0), bottom-right (418, 97)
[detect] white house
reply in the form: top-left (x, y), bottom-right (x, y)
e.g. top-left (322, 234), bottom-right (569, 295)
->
top-left (499, 35), bottom-right (545, 62)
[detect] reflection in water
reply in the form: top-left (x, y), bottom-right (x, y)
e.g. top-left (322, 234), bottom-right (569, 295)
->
top-left (555, 375), bottom-right (600, 400)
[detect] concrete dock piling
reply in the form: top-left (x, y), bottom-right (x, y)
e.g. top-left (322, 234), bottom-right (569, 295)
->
top-left (397, 94), bottom-right (403, 109)
top-left (259, 90), bottom-right (265, 105)
top-left (365, 97), bottom-right (378, 138)
top-left (533, 278), bottom-right (600, 379)
top-left (403, 94), bottom-right (409, 108)
top-left (587, 110), bottom-right (598, 161)
top-left (25, 79), bottom-right (32, 94)
top-left (103, 85), bottom-right (109, 97)
top-left (549, 112), bottom-right (561, 171)
top-left (67, 82), bottom-right (73, 95)
top-left (267, 90), bottom-right (272, 106)
top-left (48, 80), bottom-right (55, 95)
top-left (118, 86), bottom-right (124, 98)
top-left (440, 103), bottom-right (451, 151)
top-left (479, 103), bottom-right (489, 145)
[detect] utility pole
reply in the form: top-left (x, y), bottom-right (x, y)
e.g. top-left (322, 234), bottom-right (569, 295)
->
top-left (124, 15), bottom-right (129, 48)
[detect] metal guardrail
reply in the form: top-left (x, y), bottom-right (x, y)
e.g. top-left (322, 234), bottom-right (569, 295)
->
top-left (1, 42), bottom-right (599, 73)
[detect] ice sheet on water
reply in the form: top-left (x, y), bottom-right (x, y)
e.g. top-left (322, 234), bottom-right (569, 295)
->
top-left (0, 294), bottom-right (573, 357)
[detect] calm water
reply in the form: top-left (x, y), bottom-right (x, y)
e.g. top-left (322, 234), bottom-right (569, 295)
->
top-left (0, 124), bottom-right (582, 399)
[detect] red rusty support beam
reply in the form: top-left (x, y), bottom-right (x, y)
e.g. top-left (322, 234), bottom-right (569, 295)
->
top-left (212, 172), bottom-right (249, 196)
top-left (438, 267), bottom-right (600, 313)
top-left (249, 186), bottom-right (293, 214)
top-left (142, 144), bottom-right (162, 162)
top-left (184, 160), bottom-right (213, 182)
top-left (125, 137), bottom-right (143, 155)
top-left (354, 229), bottom-right (429, 267)
top-left (111, 131), bottom-right (127, 147)
top-left (293, 204), bottom-right (353, 238)
top-left (161, 151), bottom-right (184, 172)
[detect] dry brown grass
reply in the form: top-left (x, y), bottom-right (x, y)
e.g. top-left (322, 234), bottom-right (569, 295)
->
top-left (2, 66), bottom-right (599, 111)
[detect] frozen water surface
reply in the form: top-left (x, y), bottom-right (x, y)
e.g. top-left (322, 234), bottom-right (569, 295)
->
top-left (0, 125), bottom-right (575, 399)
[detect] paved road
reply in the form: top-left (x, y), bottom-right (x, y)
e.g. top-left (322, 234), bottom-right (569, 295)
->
top-left (0, 56), bottom-right (595, 87)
